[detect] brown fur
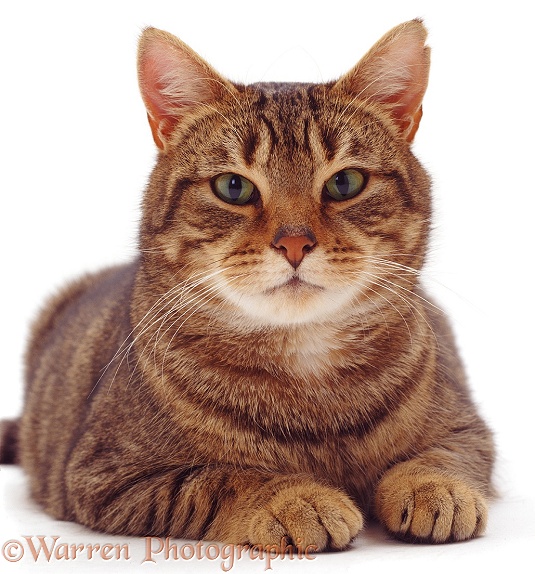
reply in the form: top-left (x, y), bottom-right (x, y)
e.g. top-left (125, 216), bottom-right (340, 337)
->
top-left (1, 20), bottom-right (494, 548)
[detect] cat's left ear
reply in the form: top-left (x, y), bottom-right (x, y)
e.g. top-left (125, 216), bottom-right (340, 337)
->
top-left (333, 19), bottom-right (430, 143)
top-left (137, 28), bottom-right (236, 151)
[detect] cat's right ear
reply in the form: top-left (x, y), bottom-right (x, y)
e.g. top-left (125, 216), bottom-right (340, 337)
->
top-left (137, 28), bottom-right (235, 151)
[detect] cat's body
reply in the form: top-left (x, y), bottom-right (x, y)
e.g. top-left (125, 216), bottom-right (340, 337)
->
top-left (0, 21), bottom-right (494, 549)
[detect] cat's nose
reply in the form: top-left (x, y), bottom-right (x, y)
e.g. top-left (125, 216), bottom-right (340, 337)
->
top-left (272, 228), bottom-right (317, 269)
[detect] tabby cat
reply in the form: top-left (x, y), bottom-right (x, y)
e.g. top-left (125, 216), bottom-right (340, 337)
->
top-left (0, 19), bottom-right (494, 549)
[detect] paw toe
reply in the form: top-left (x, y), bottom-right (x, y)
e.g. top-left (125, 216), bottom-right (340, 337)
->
top-left (249, 480), bottom-right (363, 551)
top-left (376, 472), bottom-right (488, 543)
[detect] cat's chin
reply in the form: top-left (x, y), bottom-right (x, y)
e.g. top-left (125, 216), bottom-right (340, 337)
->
top-left (221, 279), bottom-right (358, 327)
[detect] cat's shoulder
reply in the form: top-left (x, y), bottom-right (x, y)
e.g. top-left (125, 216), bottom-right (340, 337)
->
top-left (27, 262), bottom-right (138, 353)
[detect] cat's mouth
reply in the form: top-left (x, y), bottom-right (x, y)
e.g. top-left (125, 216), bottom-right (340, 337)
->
top-left (267, 276), bottom-right (324, 294)
top-left (225, 272), bottom-right (354, 325)
top-left (285, 277), bottom-right (312, 288)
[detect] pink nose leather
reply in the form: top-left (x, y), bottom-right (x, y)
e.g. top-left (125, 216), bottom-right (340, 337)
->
top-left (272, 234), bottom-right (316, 269)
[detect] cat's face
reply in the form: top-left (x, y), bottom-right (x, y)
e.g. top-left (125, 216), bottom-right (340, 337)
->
top-left (138, 22), bottom-right (431, 328)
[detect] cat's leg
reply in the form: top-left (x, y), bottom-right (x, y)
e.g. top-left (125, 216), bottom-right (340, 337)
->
top-left (374, 445), bottom-right (492, 543)
top-left (66, 462), bottom-right (363, 550)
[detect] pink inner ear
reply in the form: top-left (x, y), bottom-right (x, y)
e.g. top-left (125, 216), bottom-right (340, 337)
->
top-left (138, 32), bottom-right (219, 150)
top-left (382, 39), bottom-right (428, 108)
top-left (336, 20), bottom-right (430, 142)
top-left (138, 46), bottom-right (176, 148)
top-left (139, 45), bottom-right (189, 147)
top-left (369, 38), bottom-right (429, 138)
top-left (142, 53), bottom-right (176, 116)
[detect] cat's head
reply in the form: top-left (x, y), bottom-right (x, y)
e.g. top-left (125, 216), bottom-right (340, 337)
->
top-left (137, 21), bottom-right (431, 327)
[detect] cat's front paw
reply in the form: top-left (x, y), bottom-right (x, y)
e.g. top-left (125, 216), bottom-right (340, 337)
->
top-left (375, 471), bottom-right (488, 543)
top-left (248, 478), bottom-right (363, 551)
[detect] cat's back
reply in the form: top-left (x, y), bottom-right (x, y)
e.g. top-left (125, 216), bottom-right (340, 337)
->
top-left (20, 262), bottom-right (138, 513)
top-left (25, 262), bottom-right (137, 381)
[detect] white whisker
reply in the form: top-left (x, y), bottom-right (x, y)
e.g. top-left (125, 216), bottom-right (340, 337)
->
top-left (158, 273), bottom-right (252, 381)
top-left (354, 270), bottom-right (438, 345)
top-left (96, 263), bottom-right (233, 396)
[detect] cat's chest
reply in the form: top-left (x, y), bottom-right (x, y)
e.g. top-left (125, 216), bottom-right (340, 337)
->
top-left (241, 319), bottom-right (370, 384)
top-left (273, 325), bottom-right (352, 378)
top-left (148, 320), bottom-right (377, 434)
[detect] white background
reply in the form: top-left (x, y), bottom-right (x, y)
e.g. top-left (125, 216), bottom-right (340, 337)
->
top-left (1, 0), bottom-right (534, 572)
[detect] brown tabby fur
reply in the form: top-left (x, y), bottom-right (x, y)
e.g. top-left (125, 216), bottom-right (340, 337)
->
top-left (0, 20), bottom-right (494, 549)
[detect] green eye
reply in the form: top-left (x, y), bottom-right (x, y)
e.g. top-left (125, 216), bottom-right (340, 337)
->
top-left (212, 173), bottom-right (256, 205)
top-left (324, 169), bottom-right (365, 201)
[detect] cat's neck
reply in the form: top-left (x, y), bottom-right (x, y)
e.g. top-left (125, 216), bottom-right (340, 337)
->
top-left (194, 305), bottom-right (420, 382)
top-left (132, 265), bottom-right (427, 383)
